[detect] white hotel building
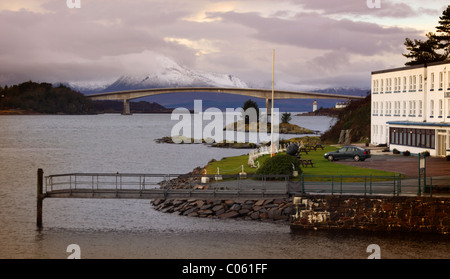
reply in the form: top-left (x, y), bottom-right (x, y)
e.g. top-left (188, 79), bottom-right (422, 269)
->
top-left (371, 61), bottom-right (450, 157)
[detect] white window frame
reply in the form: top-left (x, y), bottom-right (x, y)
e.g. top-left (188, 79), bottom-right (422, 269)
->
top-left (419, 75), bottom-right (423, 91)
top-left (431, 100), bottom-right (435, 116)
top-left (431, 73), bottom-right (435, 90)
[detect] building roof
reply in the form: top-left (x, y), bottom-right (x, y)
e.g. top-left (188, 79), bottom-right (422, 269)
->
top-left (372, 60), bottom-right (450, 75)
top-left (387, 121), bottom-right (450, 127)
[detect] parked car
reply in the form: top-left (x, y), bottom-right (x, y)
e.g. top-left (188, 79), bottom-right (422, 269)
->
top-left (324, 146), bottom-right (371, 162)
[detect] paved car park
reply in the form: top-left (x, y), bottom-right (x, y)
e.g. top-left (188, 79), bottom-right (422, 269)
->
top-left (334, 144), bottom-right (450, 178)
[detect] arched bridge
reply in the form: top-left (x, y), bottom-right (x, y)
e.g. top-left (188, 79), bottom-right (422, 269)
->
top-left (86, 87), bottom-right (364, 114)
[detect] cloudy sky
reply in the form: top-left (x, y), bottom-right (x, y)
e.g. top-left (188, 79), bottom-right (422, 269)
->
top-left (0, 0), bottom-right (448, 90)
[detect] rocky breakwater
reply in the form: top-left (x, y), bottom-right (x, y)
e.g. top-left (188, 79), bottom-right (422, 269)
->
top-left (152, 165), bottom-right (294, 222)
top-left (152, 198), bottom-right (294, 222)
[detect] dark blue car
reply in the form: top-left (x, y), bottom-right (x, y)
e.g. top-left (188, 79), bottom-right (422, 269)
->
top-left (324, 146), bottom-right (371, 162)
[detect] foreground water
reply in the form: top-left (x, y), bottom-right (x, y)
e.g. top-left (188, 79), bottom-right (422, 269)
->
top-left (0, 114), bottom-right (448, 259)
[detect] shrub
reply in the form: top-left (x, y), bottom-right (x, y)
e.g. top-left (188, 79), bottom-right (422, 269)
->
top-left (393, 149), bottom-right (400, 154)
top-left (256, 154), bottom-right (301, 179)
top-left (403, 150), bottom-right (411, 156)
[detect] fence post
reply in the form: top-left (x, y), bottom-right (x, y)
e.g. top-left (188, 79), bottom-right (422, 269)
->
top-left (301, 173), bottom-right (305, 194)
top-left (369, 175), bottom-right (373, 194)
top-left (331, 176), bottom-right (334, 195)
top-left (340, 175), bottom-right (343, 194)
top-left (430, 177), bottom-right (433, 197)
top-left (37, 168), bottom-right (44, 228)
top-left (364, 176), bottom-right (367, 196)
top-left (393, 175), bottom-right (396, 196)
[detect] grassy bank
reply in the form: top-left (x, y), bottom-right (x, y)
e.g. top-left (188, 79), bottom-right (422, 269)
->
top-left (205, 145), bottom-right (399, 180)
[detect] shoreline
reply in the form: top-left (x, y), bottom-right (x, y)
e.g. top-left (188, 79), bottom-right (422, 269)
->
top-left (151, 164), bottom-right (450, 235)
top-left (0, 110), bottom-right (174, 115)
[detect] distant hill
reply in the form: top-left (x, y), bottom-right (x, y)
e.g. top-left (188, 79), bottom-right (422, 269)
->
top-left (320, 94), bottom-right (371, 144)
top-left (0, 81), bottom-right (173, 114)
top-left (0, 81), bottom-right (93, 114)
top-left (92, 100), bottom-right (173, 114)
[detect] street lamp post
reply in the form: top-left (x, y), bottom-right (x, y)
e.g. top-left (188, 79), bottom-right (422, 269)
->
top-left (271, 49), bottom-right (275, 157)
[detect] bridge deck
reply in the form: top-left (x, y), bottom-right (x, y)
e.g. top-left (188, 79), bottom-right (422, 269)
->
top-left (45, 188), bottom-right (288, 200)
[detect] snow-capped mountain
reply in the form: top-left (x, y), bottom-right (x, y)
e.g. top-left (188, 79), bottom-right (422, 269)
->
top-left (80, 57), bottom-right (247, 93)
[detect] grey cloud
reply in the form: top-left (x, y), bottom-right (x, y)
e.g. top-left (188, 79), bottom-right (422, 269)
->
top-left (218, 11), bottom-right (420, 56)
top-left (293, 0), bottom-right (438, 18)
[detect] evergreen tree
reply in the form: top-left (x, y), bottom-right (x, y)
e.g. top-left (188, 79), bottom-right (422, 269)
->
top-left (403, 32), bottom-right (446, 66)
top-left (281, 112), bottom-right (292, 124)
top-left (242, 99), bottom-right (260, 124)
top-left (403, 5), bottom-right (450, 65)
top-left (434, 5), bottom-right (450, 58)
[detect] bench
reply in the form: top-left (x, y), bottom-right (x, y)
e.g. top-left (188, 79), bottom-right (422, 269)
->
top-left (299, 159), bottom-right (315, 167)
top-left (315, 144), bottom-right (324, 150)
top-left (298, 147), bottom-right (309, 154)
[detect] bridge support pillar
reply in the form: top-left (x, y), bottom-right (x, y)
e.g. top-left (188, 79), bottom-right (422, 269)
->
top-left (122, 99), bottom-right (131, 115)
top-left (266, 98), bottom-right (272, 122)
top-left (37, 168), bottom-right (44, 228)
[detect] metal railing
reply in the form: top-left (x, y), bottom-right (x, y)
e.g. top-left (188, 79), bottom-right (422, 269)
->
top-left (294, 174), bottom-right (403, 196)
top-left (45, 173), bottom-right (186, 193)
top-left (45, 172), bottom-right (408, 196)
top-left (423, 176), bottom-right (450, 197)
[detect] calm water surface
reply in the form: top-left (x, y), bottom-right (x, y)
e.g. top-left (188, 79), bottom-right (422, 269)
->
top-left (0, 114), bottom-right (448, 259)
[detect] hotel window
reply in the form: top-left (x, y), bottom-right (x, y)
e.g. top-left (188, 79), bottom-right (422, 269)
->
top-left (431, 73), bottom-right (435, 90)
top-left (430, 100), bottom-right (435, 117)
top-left (439, 72), bottom-right (443, 89)
top-left (448, 72), bottom-right (450, 89)
top-left (419, 75), bottom-right (423, 91)
top-left (448, 99), bottom-right (450, 116)
top-left (409, 101), bottom-right (413, 115)
top-left (403, 101), bottom-right (406, 116)
top-left (390, 128), bottom-right (435, 149)
top-left (413, 75), bottom-right (417, 90)
top-left (439, 100), bottom-right (443, 117)
top-left (413, 101), bottom-right (416, 116)
top-left (419, 100), bottom-right (423, 116)
top-left (409, 76), bottom-right (413, 91)
top-left (386, 78), bottom-right (390, 92)
top-left (380, 102), bottom-right (383, 115)
top-left (380, 79), bottom-right (384, 93)
top-left (403, 77), bottom-right (407, 91)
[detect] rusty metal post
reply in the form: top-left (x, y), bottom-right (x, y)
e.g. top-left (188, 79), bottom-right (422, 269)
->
top-left (37, 168), bottom-right (44, 228)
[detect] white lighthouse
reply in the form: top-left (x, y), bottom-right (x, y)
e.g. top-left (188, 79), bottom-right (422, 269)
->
top-left (313, 100), bottom-right (318, 112)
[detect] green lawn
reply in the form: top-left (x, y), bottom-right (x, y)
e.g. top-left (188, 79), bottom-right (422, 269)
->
top-left (205, 145), bottom-right (400, 181)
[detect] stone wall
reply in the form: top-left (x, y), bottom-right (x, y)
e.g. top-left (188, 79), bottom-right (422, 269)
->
top-left (151, 195), bottom-right (450, 235)
top-left (291, 195), bottom-right (450, 235)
